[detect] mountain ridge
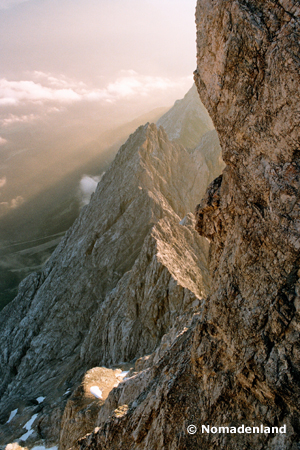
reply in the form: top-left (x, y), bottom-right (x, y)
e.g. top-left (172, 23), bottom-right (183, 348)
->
top-left (0, 122), bottom-right (214, 447)
top-left (72, 1), bottom-right (300, 449)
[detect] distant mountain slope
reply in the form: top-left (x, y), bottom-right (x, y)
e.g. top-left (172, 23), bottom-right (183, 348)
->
top-left (192, 129), bottom-right (225, 186)
top-left (0, 84), bottom-right (224, 313)
top-left (157, 84), bottom-right (214, 150)
top-left (0, 124), bottom-right (210, 446)
top-left (0, 107), bottom-right (168, 311)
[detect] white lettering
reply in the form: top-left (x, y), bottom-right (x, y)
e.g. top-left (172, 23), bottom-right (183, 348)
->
top-left (219, 427), bottom-right (229, 433)
top-left (202, 425), bottom-right (210, 433)
top-left (197, 424), bottom-right (286, 434)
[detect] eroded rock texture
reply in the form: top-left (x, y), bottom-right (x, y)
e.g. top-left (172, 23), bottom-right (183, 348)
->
top-left (0, 123), bottom-right (213, 447)
top-left (76, 1), bottom-right (300, 449)
top-left (194, 0), bottom-right (300, 425)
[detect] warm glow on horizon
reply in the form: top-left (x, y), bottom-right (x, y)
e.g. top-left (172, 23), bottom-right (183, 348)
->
top-left (0, 0), bottom-right (197, 219)
top-left (0, 0), bottom-right (197, 115)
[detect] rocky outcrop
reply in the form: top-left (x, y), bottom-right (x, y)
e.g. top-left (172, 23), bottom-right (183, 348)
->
top-left (75, 1), bottom-right (300, 449)
top-left (59, 367), bottom-right (127, 450)
top-left (0, 123), bottom-right (211, 447)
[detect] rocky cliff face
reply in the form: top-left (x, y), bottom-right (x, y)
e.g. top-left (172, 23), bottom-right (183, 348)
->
top-left (0, 123), bottom-right (212, 447)
top-left (74, 1), bottom-right (300, 449)
top-left (193, 0), bottom-right (300, 445)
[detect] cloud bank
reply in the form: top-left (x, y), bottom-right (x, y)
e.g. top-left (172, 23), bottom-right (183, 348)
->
top-left (0, 71), bottom-right (193, 107)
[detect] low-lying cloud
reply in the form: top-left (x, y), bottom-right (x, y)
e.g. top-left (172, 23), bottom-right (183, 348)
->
top-left (0, 113), bottom-right (37, 126)
top-left (0, 136), bottom-right (7, 145)
top-left (0, 195), bottom-right (24, 216)
top-left (79, 174), bottom-right (104, 207)
top-left (0, 176), bottom-right (6, 187)
top-left (0, 71), bottom-right (193, 107)
top-left (0, 78), bottom-right (82, 106)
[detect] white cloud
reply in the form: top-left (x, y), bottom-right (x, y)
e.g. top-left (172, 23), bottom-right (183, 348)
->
top-left (11, 195), bottom-right (24, 208)
top-left (0, 176), bottom-right (6, 187)
top-left (0, 79), bottom-right (81, 105)
top-left (104, 71), bottom-right (193, 101)
top-left (0, 193), bottom-right (24, 211)
top-left (1, 113), bottom-right (37, 126)
top-left (0, 0), bottom-right (31, 10)
top-left (0, 136), bottom-right (7, 145)
top-left (0, 72), bottom-right (193, 107)
top-left (79, 174), bottom-right (103, 206)
top-left (32, 71), bottom-right (86, 89)
top-left (0, 192), bottom-right (24, 216)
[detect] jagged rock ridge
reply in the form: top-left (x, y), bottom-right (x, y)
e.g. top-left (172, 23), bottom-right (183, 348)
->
top-left (74, 1), bottom-right (300, 449)
top-left (0, 123), bottom-right (211, 447)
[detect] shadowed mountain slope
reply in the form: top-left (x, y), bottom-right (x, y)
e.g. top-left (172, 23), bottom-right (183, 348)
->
top-left (0, 123), bottom-right (211, 446)
top-left (0, 107), bottom-right (168, 312)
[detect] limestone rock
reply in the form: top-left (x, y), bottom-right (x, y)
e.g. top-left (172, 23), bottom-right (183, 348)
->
top-left (76, 1), bottom-right (300, 449)
top-left (59, 367), bottom-right (124, 450)
top-left (157, 86), bottom-right (224, 192)
top-left (0, 123), bottom-right (210, 446)
top-left (193, 129), bottom-right (225, 185)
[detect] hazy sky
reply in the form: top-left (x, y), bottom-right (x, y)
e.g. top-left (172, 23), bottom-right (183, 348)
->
top-left (0, 0), bottom-right (197, 114)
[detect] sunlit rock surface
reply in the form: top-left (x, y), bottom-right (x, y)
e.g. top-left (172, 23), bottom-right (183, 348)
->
top-left (0, 123), bottom-right (212, 447)
top-left (75, 1), bottom-right (300, 449)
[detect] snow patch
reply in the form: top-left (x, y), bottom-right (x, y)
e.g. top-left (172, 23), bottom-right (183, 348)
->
top-left (90, 386), bottom-right (103, 399)
top-left (36, 396), bottom-right (45, 404)
top-left (20, 429), bottom-right (34, 441)
top-left (32, 446), bottom-right (58, 450)
top-left (179, 216), bottom-right (187, 226)
top-left (119, 371), bottom-right (129, 380)
top-left (20, 413), bottom-right (38, 441)
top-left (6, 408), bottom-right (18, 424)
top-left (63, 388), bottom-right (71, 396)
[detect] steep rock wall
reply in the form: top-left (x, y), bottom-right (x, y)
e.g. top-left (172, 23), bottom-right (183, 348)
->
top-left (0, 124), bottom-right (210, 447)
top-left (194, 0), bottom-right (300, 420)
top-left (77, 1), bottom-right (300, 449)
